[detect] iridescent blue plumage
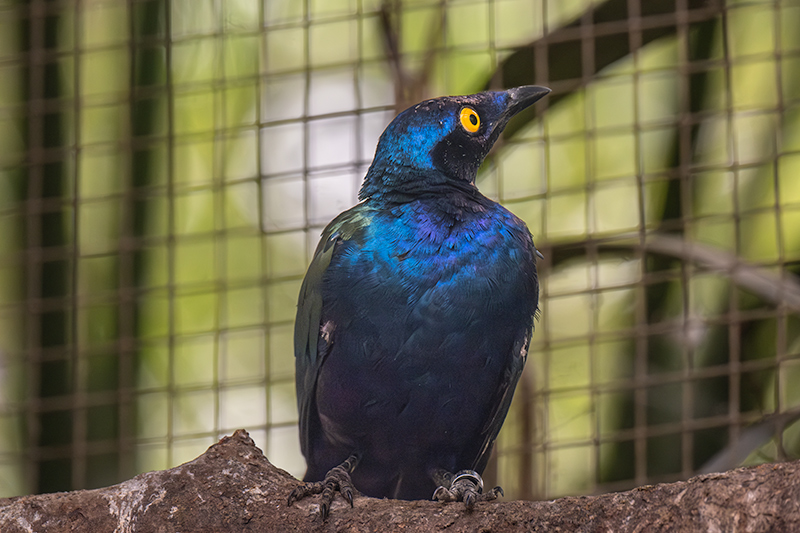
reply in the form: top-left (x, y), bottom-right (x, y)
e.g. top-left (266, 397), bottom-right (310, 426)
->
top-left (289, 86), bottom-right (549, 516)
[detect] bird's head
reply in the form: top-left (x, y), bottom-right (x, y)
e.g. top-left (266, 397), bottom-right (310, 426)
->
top-left (359, 85), bottom-right (550, 201)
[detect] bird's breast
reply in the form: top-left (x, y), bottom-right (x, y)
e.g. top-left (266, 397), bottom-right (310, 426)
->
top-left (324, 200), bottom-right (537, 328)
top-left (392, 208), bottom-right (531, 290)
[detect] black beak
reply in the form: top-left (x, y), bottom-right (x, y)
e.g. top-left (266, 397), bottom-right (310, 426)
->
top-left (487, 85), bottom-right (550, 143)
top-left (504, 85), bottom-right (551, 118)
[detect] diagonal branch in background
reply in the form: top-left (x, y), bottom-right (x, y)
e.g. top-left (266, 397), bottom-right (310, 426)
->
top-left (614, 234), bottom-right (800, 313)
top-left (698, 409), bottom-right (800, 474)
top-left (542, 233), bottom-right (800, 313)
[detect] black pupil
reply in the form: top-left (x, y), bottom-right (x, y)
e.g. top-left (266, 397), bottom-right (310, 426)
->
top-left (469, 114), bottom-right (478, 126)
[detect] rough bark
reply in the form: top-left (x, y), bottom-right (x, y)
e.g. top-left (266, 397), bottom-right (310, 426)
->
top-left (1, 430), bottom-right (797, 532)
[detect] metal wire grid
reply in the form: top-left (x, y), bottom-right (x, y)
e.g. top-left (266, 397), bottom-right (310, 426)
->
top-left (0, 0), bottom-right (798, 502)
top-left (489, 0), bottom-right (800, 499)
top-left (0, 0), bottom-right (396, 496)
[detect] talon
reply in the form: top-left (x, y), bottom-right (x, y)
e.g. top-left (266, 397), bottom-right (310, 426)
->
top-left (286, 454), bottom-right (359, 519)
top-left (319, 501), bottom-right (330, 521)
top-left (464, 489), bottom-right (477, 510)
top-left (432, 485), bottom-right (449, 501)
top-left (342, 486), bottom-right (355, 507)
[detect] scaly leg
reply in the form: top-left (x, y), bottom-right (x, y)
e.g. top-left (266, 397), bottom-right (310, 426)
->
top-left (287, 454), bottom-right (359, 520)
top-left (432, 469), bottom-right (503, 510)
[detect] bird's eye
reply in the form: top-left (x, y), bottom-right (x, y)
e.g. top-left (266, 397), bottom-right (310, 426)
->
top-left (459, 107), bottom-right (480, 133)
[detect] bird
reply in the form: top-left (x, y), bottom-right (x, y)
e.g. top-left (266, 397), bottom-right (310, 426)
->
top-left (287, 85), bottom-right (549, 519)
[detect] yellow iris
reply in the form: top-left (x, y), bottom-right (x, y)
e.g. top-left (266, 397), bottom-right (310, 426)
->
top-left (459, 107), bottom-right (480, 133)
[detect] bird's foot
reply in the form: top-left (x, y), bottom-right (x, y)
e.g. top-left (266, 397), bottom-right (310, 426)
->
top-left (432, 470), bottom-right (503, 511)
top-left (287, 454), bottom-right (359, 520)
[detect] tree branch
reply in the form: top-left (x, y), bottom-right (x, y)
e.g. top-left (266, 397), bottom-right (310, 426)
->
top-left (1, 430), bottom-right (797, 532)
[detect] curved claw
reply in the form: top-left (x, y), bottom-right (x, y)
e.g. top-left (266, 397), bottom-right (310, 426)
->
top-left (341, 483), bottom-right (355, 507)
top-left (320, 500), bottom-right (331, 521)
top-left (432, 470), bottom-right (503, 511)
top-left (287, 454), bottom-right (359, 520)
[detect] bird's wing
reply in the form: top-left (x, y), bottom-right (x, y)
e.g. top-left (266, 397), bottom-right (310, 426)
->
top-left (294, 206), bottom-right (370, 458)
top-left (473, 328), bottom-right (530, 473)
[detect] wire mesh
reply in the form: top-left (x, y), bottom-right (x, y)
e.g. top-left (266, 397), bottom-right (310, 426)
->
top-left (0, 0), bottom-right (798, 502)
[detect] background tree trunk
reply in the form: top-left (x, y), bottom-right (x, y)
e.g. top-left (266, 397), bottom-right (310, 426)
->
top-left (0, 430), bottom-right (797, 532)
